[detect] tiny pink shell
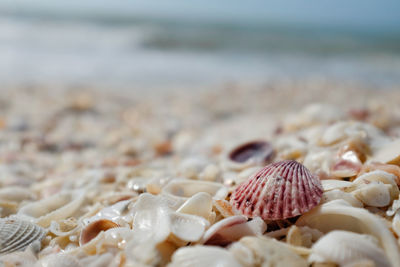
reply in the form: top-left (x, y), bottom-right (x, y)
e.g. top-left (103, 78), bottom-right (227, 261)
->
top-left (230, 160), bottom-right (323, 220)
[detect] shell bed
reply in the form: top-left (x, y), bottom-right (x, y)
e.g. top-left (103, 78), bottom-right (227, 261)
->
top-left (1, 87), bottom-right (400, 267)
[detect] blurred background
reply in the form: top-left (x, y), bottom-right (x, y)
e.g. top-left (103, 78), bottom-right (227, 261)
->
top-left (0, 0), bottom-right (400, 91)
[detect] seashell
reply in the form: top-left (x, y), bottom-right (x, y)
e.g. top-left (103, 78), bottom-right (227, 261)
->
top-left (0, 187), bottom-right (36, 203)
top-left (201, 215), bottom-right (266, 246)
top-left (169, 245), bottom-right (242, 267)
top-left (353, 170), bottom-right (399, 201)
top-left (330, 150), bottom-right (362, 178)
top-left (283, 104), bottom-right (345, 132)
top-left (178, 157), bottom-right (209, 179)
top-left (321, 189), bottom-right (363, 208)
top-left (296, 200), bottom-right (400, 266)
top-left (360, 162), bottom-right (400, 186)
top-left (84, 199), bottom-right (131, 226)
top-left (392, 210), bottom-right (400, 237)
top-left (352, 183), bottom-right (391, 207)
top-left (227, 140), bottom-right (274, 169)
top-left (286, 225), bottom-right (323, 248)
top-left (168, 212), bottom-right (209, 244)
top-left (36, 253), bottom-right (82, 267)
top-left (79, 219), bottom-right (119, 245)
top-left (162, 180), bottom-right (228, 208)
top-left (0, 250), bottom-right (38, 266)
top-left (49, 218), bottom-right (78, 237)
top-left (0, 201), bottom-right (18, 217)
top-left (176, 192), bottom-right (213, 222)
top-left (131, 193), bottom-right (209, 246)
top-left (274, 135), bottom-right (308, 160)
top-left (229, 236), bottom-right (308, 267)
top-left (0, 217), bottom-right (47, 255)
top-left (213, 199), bottom-right (235, 218)
top-left (370, 139), bottom-right (400, 166)
top-left (321, 179), bottom-right (353, 191)
top-left (309, 230), bottom-right (390, 267)
top-left (230, 160), bottom-right (323, 220)
top-left (18, 190), bottom-right (85, 227)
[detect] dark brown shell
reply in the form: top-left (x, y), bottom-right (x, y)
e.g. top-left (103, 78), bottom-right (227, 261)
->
top-left (229, 141), bottom-right (274, 164)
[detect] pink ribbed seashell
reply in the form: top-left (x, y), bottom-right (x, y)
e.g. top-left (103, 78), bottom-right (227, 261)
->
top-left (230, 160), bottom-right (323, 220)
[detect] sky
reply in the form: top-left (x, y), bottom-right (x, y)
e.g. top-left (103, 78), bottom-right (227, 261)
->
top-left (0, 0), bottom-right (400, 31)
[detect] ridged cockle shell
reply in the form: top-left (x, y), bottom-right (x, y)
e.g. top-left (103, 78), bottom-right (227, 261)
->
top-left (230, 160), bottom-right (323, 220)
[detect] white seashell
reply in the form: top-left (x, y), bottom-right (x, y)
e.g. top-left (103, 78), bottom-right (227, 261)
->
top-left (309, 230), bottom-right (390, 267)
top-left (283, 104), bottom-right (345, 131)
top-left (392, 210), bottom-right (400, 237)
top-left (49, 218), bottom-right (78, 237)
top-left (18, 190), bottom-right (85, 227)
top-left (0, 249), bottom-right (38, 266)
top-left (178, 157), bottom-right (209, 179)
top-left (229, 236), bottom-right (308, 267)
top-left (169, 212), bottom-right (208, 243)
top-left (201, 215), bottom-right (266, 246)
top-left (162, 180), bottom-right (228, 208)
top-left (169, 245), bottom-right (241, 267)
top-left (176, 192), bottom-right (214, 222)
top-left (286, 225), bottom-right (323, 248)
top-left (321, 179), bottom-right (353, 191)
top-left (387, 199), bottom-right (400, 217)
top-left (353, 170), bottom-right (399, 200)
top-left (0, 187), bottom-right (35, 203)
top-left (0, 217), bottom-right (47, 255)
top-left (303, 148), bottom-right (335, 174)
top-left (352, 183), bottom-right (391, 207)
top-left (36, 253), bottom-right (82, 267)
top-left (83, 199), bottom-right (131, 226)
top-left (370, 139), bottom-right (400, 165)
top-left (321, 189), bottom-right (363, 207)
top-left (131, 193), bottom-right (171, 245)
top-left (131, 193), bottom-right (209, 246)
top-left (296, 200), bottom-right (400, 266)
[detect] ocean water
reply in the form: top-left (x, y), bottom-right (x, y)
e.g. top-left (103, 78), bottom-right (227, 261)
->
top-left (1, 2), bottom-right (400, 89)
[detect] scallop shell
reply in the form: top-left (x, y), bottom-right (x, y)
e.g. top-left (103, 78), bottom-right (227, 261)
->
top-left (169, 246), bottom-right (242, 267)
top-left (79, 219), bottom-right (120, 245)
top-left (296, 200), bottom-right (400, 266)
top-left (0, 217), bottom-right (47, 255)
top-left (230, 160), bottom-right (323, 220)
top-left (309, 230), bottom-right (390, 267)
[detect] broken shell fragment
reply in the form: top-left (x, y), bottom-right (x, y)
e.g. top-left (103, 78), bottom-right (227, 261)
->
top-left (17, 190), bottom-right (85, 227)
top-left (296, 200), bottom-right (400, 266)
top-left (162, 180), bottom-right (228, 208)
top-left (79, 219), bottom-right (119, 245)
top-left (0, 217), bottom-right (47, 255)
top-left (229, 236), bottom-right (308, 267)
top-left (169, 245), bottom-right (242, 267)
top-left (231, 160), bottom-right (323, 220)
top-left (309, 230), bottom-right (390, 267)
top-left (228, 140), bottom-right (274, 165)
top-left (370, 139), bottom-right (400, 166)
top-left (331, 151), bottom-right (362, 178)
top-left (176, 192), bottom-right (213, 221)
top-left (352, 183), bottom-right (391, 207)
top-left (201, 215), bottom-right (266, 246)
